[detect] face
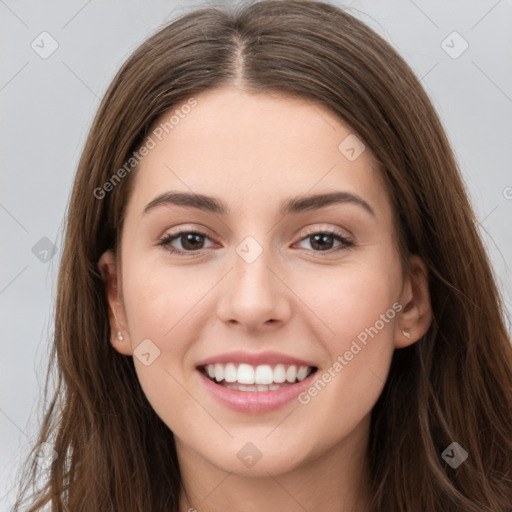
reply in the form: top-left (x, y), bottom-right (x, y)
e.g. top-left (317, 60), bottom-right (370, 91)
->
top-left (100, 85), bottom-right (431, 477)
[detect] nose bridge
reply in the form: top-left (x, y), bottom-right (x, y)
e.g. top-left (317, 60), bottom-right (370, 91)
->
top-left (233, 234), bottom-right (279, 305)
top-left (216, 233), bottom-right (291, 328)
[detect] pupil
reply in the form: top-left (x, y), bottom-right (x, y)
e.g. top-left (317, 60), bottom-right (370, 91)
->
top-left (311, 233), bottom-right (333, 251)
top-left (182, 233), bottom-right (203, 250)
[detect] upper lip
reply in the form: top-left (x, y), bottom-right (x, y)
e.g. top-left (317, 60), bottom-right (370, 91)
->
top-left (196, 350), bottom-right (317, 368)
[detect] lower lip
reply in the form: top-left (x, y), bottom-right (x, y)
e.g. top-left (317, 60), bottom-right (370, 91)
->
top-left (197, 369), bottom-right (317, 413)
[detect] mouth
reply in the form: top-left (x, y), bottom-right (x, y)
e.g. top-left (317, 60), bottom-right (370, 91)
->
top-left (199, 362), bottom-right (317, 391)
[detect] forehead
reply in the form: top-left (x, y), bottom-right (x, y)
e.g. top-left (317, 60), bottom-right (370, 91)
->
top-left (126, 85), bottom-right (391, 220)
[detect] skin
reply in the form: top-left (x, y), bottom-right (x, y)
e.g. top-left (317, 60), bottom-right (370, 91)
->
top-left (99, 85), bottom-right (432, 512)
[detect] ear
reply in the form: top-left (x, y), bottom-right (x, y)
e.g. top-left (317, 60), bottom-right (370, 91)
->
top-left (98, 250), bottom-right (133, 356)
top-left (395, 254), bottom-right (432, 348)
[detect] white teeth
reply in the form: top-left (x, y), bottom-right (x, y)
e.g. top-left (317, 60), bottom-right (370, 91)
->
top-left (203, 363), bottom-right (314, 386)
top-left (254, 364), bottom-right (273, 385)
top-left (296, 366), bottom-right (309, 381)
top-left (273, 364), bottom-right (286, 383)
top-left (285, 365), bottom-right (297, 383)
top-left (237, 363), bottom-right (255, 384)
top-left (223, 383), bottom-right (293, 392)
top-left (214, 363), bottom-right (224, 382)
top-left (224, 363), bottom-right (237, 383)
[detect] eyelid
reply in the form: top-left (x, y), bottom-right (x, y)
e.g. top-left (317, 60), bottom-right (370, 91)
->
top-left (157, 223), bottom-right (215, 243)
top-left (298, 224), bottom-right (352, 240)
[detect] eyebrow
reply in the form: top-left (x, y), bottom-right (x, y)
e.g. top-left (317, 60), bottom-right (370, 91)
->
top-left (143, 190), bottom-right (375, 218)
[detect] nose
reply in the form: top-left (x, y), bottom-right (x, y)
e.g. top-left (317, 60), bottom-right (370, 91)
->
top-left (216, 244), bottom-right (292, 332)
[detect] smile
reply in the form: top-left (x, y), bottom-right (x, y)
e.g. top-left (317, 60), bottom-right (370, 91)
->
top-left (200, 363), bottom-right (315, 391)
top-left (196, 359), bottom-right (318, 413)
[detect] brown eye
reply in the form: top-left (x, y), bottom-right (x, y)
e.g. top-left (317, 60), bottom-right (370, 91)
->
top-left (157, 230), bottom-right (215, 255)
top-left (309, 233), bottom-right (335, 251)
top-left (296, 230), bottom-right (354, 253)
top-left (179, 232), bottom-right (206, 250)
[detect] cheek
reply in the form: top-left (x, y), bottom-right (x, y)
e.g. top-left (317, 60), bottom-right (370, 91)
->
top-left (119, 259), bottom-right (226, 411)
top-left (327, 271), bottom-right (399, 349)
top-left (296, 254), bottom-right (400, 349)
top-left (122, 259), bottom-right (210, 343)
top-left (120, 264), bottom-right (208, 431)
top-left (293, 256), bottom-right (400, 414)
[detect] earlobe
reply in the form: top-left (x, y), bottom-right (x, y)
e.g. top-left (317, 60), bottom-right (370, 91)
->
top-left (97, 250), bottom-right (133, 356)
top-left (395, 254), bottom-right (432, 349)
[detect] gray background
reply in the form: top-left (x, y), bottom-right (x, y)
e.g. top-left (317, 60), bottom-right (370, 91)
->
top-left (1, 0), bottom-right (511, 507)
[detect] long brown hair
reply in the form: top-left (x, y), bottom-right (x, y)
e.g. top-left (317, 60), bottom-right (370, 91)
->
top-left (13, 1), bottom-right (512, 510)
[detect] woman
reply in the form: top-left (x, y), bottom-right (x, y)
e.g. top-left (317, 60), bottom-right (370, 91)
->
top-left (14, 1), bottom-right (512, 510)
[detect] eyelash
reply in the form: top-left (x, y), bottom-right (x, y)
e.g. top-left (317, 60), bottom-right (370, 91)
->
top-left (156, 228), bottom-right (354, 257)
